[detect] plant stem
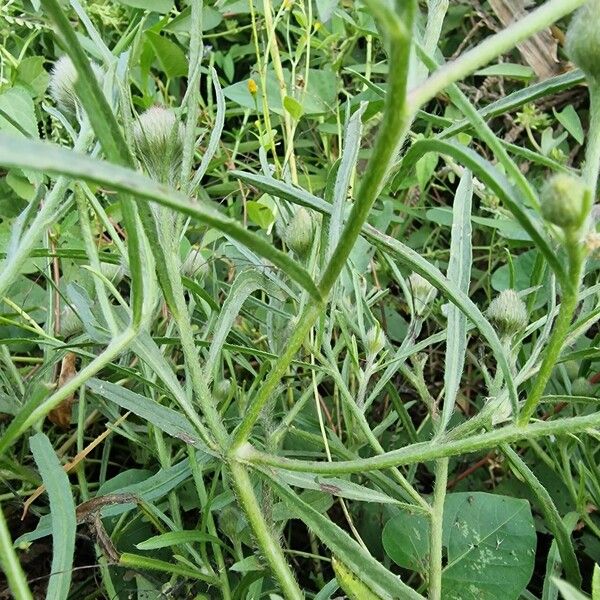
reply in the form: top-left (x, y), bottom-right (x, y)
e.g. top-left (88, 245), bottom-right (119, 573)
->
top-left (584, 82), bottom-right (600, 198)
top-left (229, 462), bottom-right (303, 600)
top-left (230, 1), bottom-right (416, 451)
top-left (517, 82), bottom-right (600, 425)
top-left (0, 503), bottom-right (33, 600)
top-left (428, 458), bottom-right (448, 600)
top-left (518, 259), bottom-right (581, 425)
top-left (408, 0), bottom-right (586, 110)
top-left (240, 409), bottom-right (600, 475)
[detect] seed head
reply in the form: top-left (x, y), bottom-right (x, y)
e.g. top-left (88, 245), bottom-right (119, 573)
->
top-left (487, 289), bottom-right (528, 338)
top-left (566, 0), bottom-right (600, 82)
top-left (541, 174), bottom-right (587, 230)
top-left (133, 106), bottom-right (184, 184)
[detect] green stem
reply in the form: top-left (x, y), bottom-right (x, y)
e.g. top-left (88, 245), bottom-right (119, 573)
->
top-left (584, 82), bottom-right (600, 198)
top-left (240, 410), bottom-right (600, 475)
top-left (517, 81), bottom-right (600, 428)
top-left (408, 0), bottom-right (586, 110)
top-left (230, 1), bottom-right (416, 450)
top-left (0, 503), bottom-right (33, 600)
top-left (229, 462), bottom-right (303, 600)
top-left (518, 266), bottom-right (581, 425)
top-left (428, 458), bottom-right (448, 600)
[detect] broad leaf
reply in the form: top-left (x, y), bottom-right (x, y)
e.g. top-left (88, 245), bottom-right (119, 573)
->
top-left (383, 492), bottom-right (536, 600)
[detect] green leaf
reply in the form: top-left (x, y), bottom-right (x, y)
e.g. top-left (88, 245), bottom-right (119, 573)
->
top-left (16, 57), bottom-right (50, 98)
top-left (332, 556), bottom-right (383, 600)
top-left (164, 6), bottom-right (223, 32)
top-left (273, 469), bottom-right (404, 505)
top-left (554, 105), bottom-right (584, 145)
top-left (0, 134), bottom-right (322, 302)
top-left (383, 492), bottom-right (536, 600)
top-left (223, 69), bottom-right (337, 116)
top-left (145, 31), bottom-right (188, 79)
top-left (283, 95), bottom-right (304, 120)
top-left (258, 467), bottom-right (425, 600)
top-left (593, 564), bottom-right (600, 600)
top-left (136, 531), bottom-right (225, 550)
top-left (553, 579), bottom-right (590, 600)
top-left (475, 63), bottom-right (535, 81)
top-left (29, 432), bottom-right (76, 600)
top-left (415, 152), bottom-right (438, 192)
top-left (0, 87), bottom-right (37, 138)
top-left (119, 552), bottom-right (218, 583)
top-left (440, 170), bottom-right (472, 430)
top-left (86, 378), bottom-right (206, 449)
top-left (114, 0), bottom-right (174, 12)
top-left (246, 199), bottom-right (275, 229)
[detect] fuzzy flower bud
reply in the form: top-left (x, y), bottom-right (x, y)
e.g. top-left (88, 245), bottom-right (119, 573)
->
top-left (408, 272), bottom-right (437, 316)
top-left (487, 289), bottom-right (528, 338)
top-left (541, 174), bottom-right (587, 230)
top-left (133, 106), bottom-right (184, 185)
top-left (365, 325), bottom-right (386, 356)
top-left (181, 246), bottom-right (208, 279)
top-left (566, 0), bottom-right (600, 82)
top-left (50, 56), bottom-right (103, 118)
top-left (284, 207), bottom-right (314, 257)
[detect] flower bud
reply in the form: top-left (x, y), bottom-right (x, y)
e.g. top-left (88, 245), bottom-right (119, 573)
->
top-left (284, 207), bottom-right (314, 257)
top-left (487, 289), bottom-right (528, 338)
top-left (408, 272), bottom-right (437, 316)
top-left (50, 56), bottom-right (103, 118)
top-left (566, 0), bottom-right (600, 82)
top-left (365, 325), bottom-right (386, 356)
top-left (540, 174), bottom-right (587, 230)
top-left (571, 376), bottom-right (594, 397)
top-left (181, 246), bottom-right (208, 279)
top-left (133, 106), bottom-right (184, 184)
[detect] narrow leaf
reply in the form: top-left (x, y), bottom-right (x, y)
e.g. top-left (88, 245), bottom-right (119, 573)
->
top-left (29, 433), bottom-right (76, 600)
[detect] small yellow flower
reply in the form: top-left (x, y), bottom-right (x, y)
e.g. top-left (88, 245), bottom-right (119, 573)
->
top-left (247, 78), bottom-right (258, 95)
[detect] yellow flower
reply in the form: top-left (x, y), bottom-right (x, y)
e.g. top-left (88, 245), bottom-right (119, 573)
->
top-left (247, 78), bottom-right (258, 95)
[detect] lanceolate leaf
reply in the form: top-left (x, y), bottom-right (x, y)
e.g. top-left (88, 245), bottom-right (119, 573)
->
top-left (441, 170), bottom-right (473, 430)
top-left (0, 134), bottom-right (322, 302)
top-left (257, 467), bottom-right (425, 600)
top-left (233, 170), bottom-right (518, 413)
top-left (29, 433), bottom-right (76, 600)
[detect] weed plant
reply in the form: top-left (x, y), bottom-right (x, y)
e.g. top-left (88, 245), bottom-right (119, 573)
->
top-left (1, 1), bottom-right (600, 599)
